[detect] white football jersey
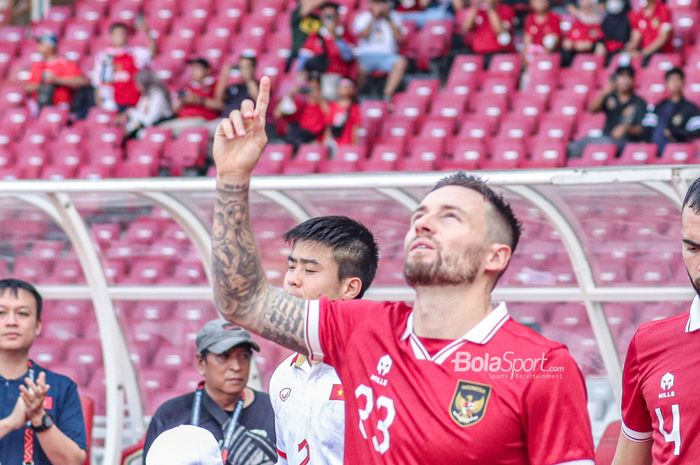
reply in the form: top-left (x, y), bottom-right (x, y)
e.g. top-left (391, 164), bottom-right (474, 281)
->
top-left (269, 353), bottom-right (345, 465)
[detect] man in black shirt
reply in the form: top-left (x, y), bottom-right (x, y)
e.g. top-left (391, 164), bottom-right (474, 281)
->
top-left (642, 67), bottom-right (700, 154)
top-left (143, 321), bottom-right (276, 465)
top-left (568, 65), bottom-right (647, 158)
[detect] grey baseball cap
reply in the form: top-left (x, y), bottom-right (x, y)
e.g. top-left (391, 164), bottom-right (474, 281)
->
top-left (195, 319), bottom-right (260, 355)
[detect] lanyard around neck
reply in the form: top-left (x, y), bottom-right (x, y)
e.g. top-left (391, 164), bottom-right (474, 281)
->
top-left (191, 382), bottom-right (245, 463)
top-left (23, 360), bottom-right (36, 465)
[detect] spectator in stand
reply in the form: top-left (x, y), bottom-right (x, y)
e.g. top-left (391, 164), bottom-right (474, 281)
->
top-left (460, 0), bottom-right (516, 60)
top-left (0, 279), bottom-right (87, 465)
top-left (216, 54), bottom-right (260, 120)
top-left (25, 32), bottom-right (88, 111)
top-left (642, 68), bottom-right (700, 154)
top-left (298, 1), bottom-right (356, 100)
top-left (393, 0), bottom-right (460, 28)
top-left (290, 0), bottom-right (327, 68)
top-left (522, 0), bottom-right (562, 63)
top-left (143, 320), bottom-right (276, 465)
top-left (325, 78), bottom-right (361, 147)
top-left (568, 65), bottom-right (647, 158)
top-left (275, 72), bottom-right (329, 150)
top-left (595, 0), bottom-right (631, 60)
top-left (561, 0), bottom-right (604, 66)
top-left (625, 0), bottom-right (672, 65)
top-left (353, 0), bottom-right (408, 100)
top-left (120, 68), bottom-right (173, 138)
top-left (91, 21), bottom-right (156, 113)
top-left (159, 58), bottom-right (223, 136)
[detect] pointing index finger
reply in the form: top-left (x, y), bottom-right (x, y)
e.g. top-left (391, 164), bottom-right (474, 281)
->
top-left (256, 76), bottom-right (271, 118)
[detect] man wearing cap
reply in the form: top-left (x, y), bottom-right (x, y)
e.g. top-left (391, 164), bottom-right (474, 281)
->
top-left (160, 57), bottom-right (224, 136)
top-left (568, 65), bottom-right (647, 158)
top-left (25, 32), bottom-right (89, 109)
top-left (143, 320), bottom-right (276, 465)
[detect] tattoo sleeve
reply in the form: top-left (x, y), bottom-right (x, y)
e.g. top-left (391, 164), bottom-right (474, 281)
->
top-left (212, 181), bottom-right (308, 354)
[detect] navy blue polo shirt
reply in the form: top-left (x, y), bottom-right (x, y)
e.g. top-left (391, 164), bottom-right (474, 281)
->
top-left (0, 362), bottom-right (86, 465)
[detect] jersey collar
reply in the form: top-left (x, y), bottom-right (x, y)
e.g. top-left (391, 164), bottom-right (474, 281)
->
top-left (400, 303), bottom-right (510, 364)
top-left (685, 295), bottom-right (700, 333)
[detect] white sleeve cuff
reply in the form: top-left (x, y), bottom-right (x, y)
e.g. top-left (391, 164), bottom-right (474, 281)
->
top-left (553, 461), bottom-right (595, 465)
top-left (305, 299), bottom-right (324, 362)
top-left (621, 421), bottom-right (653, 442)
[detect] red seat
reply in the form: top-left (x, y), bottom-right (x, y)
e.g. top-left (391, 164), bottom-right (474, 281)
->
top-left (569, 143), bottom-right (616, 167)
top-left (527, 140), bottom-right (566, 168)
top-left (399, 138), bottom-right (444, 171)
top-left (418, 118), bottom-right (455, 140)
top-left (574, 112), bottom-right (605, 139)
top-left (571, 53), bottom-right (604, 73)
top-left (471, 94), bottom-right (507, 132)
top-left (448, 54), bottom-right (484, 82)
top-left (630, 258), bottom-right (670, 284)
top-left (488, 54), bottom-right (521, 78)
top-left (548, 92), bottom-right (585, 120)
top-left (163, 128), bottom-right (209, 175)
top-left (456, 118), bottom-right (493, 141)
top-left (126, 140), bottom-right (161, 175)
top-left (658, 143), bottom-right (694, 164)
top-left (152, 345), bottom-right (193, 371)
top-left (485, 141), bottom-right (525, 169)
top-left (672, 11), bottom-right (699, 46)
top-left (15, 146), bottom-right (48, 179)
top-left (497, 116), bottom-right (534, 141)
top-left (405, 79), bottom-right (440, 99)
top-left (41, 164), bottom-right (77, 180)
top-left (647, 53), bottom-right (682, 74)
top-left (359, 100), bottom-right (388, 142)
top-left (0, 148), bottom-right (14, 170)
top-left (392, 92), bottom-right (430, 121)
top-left (318, 145), bottom-right (366, 173)
top-left (441, 139), bottom-right (485, 170)
top-left (0, 84), bottom-right (25, 108)
top-left (613, 143), bottom-right (658, 165)
top-left (379, 116), bottom-right (416, 147)
top-left (428, 91), bottom-right (468, 120)
top-left (64, 20), bottom-right (96, 42)
top-left (360, 144), bottom-right (401, 171)
top-left (31, 339), bottom-right (68, 365)
top-left (47, 257), bottom-right (84, 283)
top-left (65, 340), bottom-right (103, 368)
top-left (535, 116), bottom-right (572, 142)
top-left (253, 144), bottom-right (292, 175)
top-left (284, 144), bottom-right (328, 174)
top-left (0, 107), bottom-right (29, 138)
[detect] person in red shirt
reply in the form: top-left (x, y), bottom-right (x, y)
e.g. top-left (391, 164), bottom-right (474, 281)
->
top-left (523, 0), bottom-right (562, 61)
top-left (625, 0), bottom-right (673, 63)
top-left (298, 1), bottom-right (357, 96)
top-left (613, 177), bottom-right (700, 465)
top-left (160, 58), bottom-right (224, 136)
top-left (25, 33), bottom-right (88, 109)
top-left (210, 77), bottom-right (596, 465)
top-left (325, 78), bottom-right (360, 146)
top-left (91, 22), bottom-right (156, 112)
top-left (461, 0), bottom-right (515, 56)
top-left (275, 73), bottom-right (329, 149)
top-left (562, 0), bottom-right (604, 66)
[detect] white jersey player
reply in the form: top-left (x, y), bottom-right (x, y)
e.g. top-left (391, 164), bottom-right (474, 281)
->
top-left (267, 216), bottom-right (379, 465)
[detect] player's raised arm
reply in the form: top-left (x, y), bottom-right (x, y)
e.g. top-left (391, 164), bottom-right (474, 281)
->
top-left (211, 76), bottom-right (308, 354)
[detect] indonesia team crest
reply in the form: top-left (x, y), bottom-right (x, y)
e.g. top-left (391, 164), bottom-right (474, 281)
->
top-left (450, 381), bottom-right (492, 427)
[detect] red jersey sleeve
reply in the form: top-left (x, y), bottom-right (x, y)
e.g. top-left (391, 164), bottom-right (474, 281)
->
top-left (658, 4), bottom-right (672, 29)
top-left (500, 5), bottom-right (515, 28)
top-left (305, 297), bottom-right (386, 367)
top-left (621, 331), bottom-right (654, 441)
top-left (524, 14), bottom-right (535, 37)
top-left (348, 104), bottom-right (361, 129)
top-left (525, 347), bottom-right (595, 464)
top-left (550, 13), bottom-right (562, 36)
top-left (301, 34), bottom-right (323, 55)
top-left (629, 11), bottom-right (641, 31)
top-left (60, 59), bottom-right (82, 78)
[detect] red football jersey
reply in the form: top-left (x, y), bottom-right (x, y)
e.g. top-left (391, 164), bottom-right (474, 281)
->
top-left (525, 12), bottom-right (562, 47)
top-left (621, 296), bottom-right (700, 464)
top-left (629, 3), bottom-right (673, 53)
top-left (467, 4), bottom-right (516, 54)
top-left (567, 20), bottom-right (604, 44)
top-left (305, 298), bottom-right (594, 465)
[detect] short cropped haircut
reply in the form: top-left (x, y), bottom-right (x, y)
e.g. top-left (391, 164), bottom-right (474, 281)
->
top-left (0, 278), bottom-right (43, 321)
top-left (431, 172), bottom-right (523, 253)
top-left (683, 177), bottom-right (700, 214)
top-left (665, 67), bottom-right (684, 81)
top-left (284, 216), bottom-right (379, 298)
top-left (109, 22), bottom-right (129, 32)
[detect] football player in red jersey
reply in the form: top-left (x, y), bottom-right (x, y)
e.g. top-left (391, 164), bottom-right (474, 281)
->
top-left (211, 77), bottom-right (594, 465)
top-left (613, 177), bottom-right (700, 465)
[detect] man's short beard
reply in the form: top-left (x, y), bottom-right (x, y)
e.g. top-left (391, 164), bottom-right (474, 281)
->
top-left (404, 247), bottom-right (483, 287)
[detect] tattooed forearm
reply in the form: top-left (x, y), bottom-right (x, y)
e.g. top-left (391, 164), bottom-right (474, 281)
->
top-left (260, 287), bottom-right (308, 355)
top-left (212, 181), bottom-right (308, 353)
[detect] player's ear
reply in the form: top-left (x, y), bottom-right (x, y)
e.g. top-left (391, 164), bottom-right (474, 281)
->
top-left (196, 353), bottom-right (207, 375)
top-left (483, 242), bottom-right (511, 275)
top-left (341, 277), bottom-right (363, 300)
